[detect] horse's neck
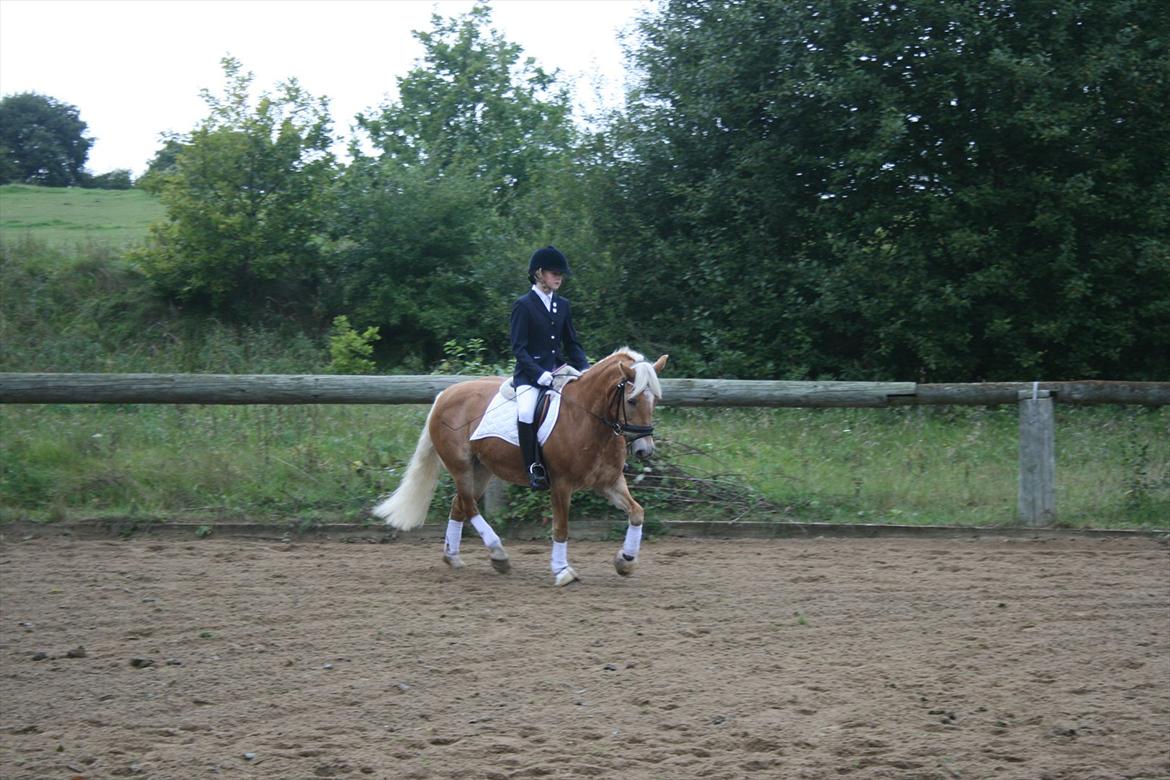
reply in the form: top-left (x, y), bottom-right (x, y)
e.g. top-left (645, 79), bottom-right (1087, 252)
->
top-left (566, 365), bottom-right (617, 416)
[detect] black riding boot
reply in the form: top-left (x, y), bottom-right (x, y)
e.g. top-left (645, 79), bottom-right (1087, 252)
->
top-left (517, 421), bottom-right (549, 490)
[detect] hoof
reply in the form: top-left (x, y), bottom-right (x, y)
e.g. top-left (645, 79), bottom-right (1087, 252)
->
top-left (443, 553), bottom-right (465, 569)
top-left (553, 566), bottom-right (580, 587)
top-left (614, 550), bottom-right (637, 577)
top-left (489, 544), bottom-right (512, 574)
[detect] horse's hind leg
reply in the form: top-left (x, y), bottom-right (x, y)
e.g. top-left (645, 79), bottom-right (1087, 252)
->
top-left (445, 460), bottom-right (510, 573)
top-left (472, 461), bottom-right (511, 573)
top-left (441, 488), bottom-right (471, 570)
top-left (440, 458), bottom-right (480, 570)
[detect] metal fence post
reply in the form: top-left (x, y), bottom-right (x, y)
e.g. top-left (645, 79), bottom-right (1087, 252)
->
top-left (1018, 386), bottom-right (1056, 526)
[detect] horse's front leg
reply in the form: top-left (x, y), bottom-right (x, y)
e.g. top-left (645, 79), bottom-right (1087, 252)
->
top-left (549, 485), bottom-right (579, 586)
top-left (604, 477), bottom-right (645, 576)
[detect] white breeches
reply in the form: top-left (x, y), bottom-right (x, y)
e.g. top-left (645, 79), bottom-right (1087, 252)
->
top-left (515, 384), bottom-right (540, 423)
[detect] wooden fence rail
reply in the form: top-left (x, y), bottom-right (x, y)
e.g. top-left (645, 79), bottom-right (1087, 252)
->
top-left (1, 373), bottom-right (1166, 407)
top-left (1, 374), bottom-right (1166, 527)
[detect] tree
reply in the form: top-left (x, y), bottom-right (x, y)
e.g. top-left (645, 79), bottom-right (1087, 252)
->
top-left (331, 4), bottom-right (587, 367)
top-left (136, 58), bottom-right (337, 317)
top-left (136, 135), bottom-right (187, 193)
top-left (609, 0), bottom-right (1170, 380)
top-left (324, 158), bottom-right (505, 367)
top-left (0, 92), bottom-right (93, 186)
top-left (355, 2), bottom-right (575, 205)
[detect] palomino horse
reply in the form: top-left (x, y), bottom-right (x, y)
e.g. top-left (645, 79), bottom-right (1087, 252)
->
top-left (373, 348), bottom-right (668, 586)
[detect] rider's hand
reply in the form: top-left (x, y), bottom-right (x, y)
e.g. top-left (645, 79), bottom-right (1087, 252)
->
top-left (537, 371), bottom-right (554, 387)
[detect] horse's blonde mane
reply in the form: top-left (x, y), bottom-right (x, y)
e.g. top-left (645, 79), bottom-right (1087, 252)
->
top-left (601, 346), bottom-right (663, 400)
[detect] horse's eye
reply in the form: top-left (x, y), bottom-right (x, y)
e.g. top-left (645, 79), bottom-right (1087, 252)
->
top-left (627, 397), bottom-right (638, 406)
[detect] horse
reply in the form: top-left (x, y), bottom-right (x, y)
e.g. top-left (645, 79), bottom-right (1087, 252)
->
top-left (373, 348), bottom-right (669, 586)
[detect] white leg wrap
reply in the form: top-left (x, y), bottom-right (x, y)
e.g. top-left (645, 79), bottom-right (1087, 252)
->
top-left (622, 523), bottom-right (643, 559)
top-left (469, 513), bottom-right (501, 548)
top-left (551, 540), bottom-right (569, 573)
top-left (444, 519), bottom-right (463, 556)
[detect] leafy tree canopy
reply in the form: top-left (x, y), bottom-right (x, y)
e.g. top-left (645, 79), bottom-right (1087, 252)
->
top-left (136, 135), bottom-right (187, 194)
top-left (325, 159), bottom-right (504, 367)
top-left (136, 57), bottom-right (337, 318)
top-left (609, 0), bottom-right (1170, 380)
top-left (355, 2), bottom-right (575, 203)
top-left (0, 92), bottom-right (93, 186)
top-left (331, 4), bottom-right (586, 366)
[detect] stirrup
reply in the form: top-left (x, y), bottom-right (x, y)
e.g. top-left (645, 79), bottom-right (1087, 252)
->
top-left (528, 463), bottom-right (549, 491)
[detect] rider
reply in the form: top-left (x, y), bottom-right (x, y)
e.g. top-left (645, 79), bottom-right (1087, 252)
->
top-left (510, 245), bottom-right (590, 490)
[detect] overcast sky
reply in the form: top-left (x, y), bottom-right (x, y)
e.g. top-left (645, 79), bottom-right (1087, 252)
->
top-left (0, 0), bottom-right (653, 175)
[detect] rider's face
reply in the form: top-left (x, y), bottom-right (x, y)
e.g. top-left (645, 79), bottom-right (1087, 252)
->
top-left (537, 270), bottom-right (564, 292)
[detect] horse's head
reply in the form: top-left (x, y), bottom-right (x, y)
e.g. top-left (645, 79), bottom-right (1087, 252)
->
top-left (613, 351), bottom-right (669, 460)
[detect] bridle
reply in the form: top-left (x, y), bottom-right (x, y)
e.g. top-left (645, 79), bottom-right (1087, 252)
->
top-left (552, 362), bottom-right (658, 444)
top-left (604, 379), bottom-right (655, 443)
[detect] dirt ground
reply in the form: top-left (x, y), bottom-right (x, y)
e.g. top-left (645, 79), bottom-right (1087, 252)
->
top-left (1, 531), bottom-right (1167, 780)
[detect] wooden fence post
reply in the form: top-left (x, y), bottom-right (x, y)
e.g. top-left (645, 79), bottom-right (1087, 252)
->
top-left (1018, 387), bottom-right (1056, 526)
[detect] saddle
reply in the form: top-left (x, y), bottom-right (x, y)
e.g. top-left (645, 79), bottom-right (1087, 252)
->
top-left (469, 366), bottom-right (581, 449)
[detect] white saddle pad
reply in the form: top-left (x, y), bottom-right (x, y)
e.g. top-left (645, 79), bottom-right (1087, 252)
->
top-left (470, 384), bottom-right (561, 446)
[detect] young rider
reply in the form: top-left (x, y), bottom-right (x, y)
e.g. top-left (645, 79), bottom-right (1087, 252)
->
top-left (510, 245), bottom-right (590, 489)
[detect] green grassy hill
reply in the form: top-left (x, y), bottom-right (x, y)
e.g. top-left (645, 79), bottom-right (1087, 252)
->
top-left (0, 184), bottom-right (165, 248)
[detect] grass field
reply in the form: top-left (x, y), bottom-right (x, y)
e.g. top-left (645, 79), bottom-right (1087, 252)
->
top-left (0, 183), bottom-right (164, 249)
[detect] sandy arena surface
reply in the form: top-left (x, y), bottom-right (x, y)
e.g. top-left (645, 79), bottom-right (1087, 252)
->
top-left (1, 532), bottom-right (1168, 779)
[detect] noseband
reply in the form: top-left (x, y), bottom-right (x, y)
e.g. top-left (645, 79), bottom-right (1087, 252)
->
top-left (605, 379), bottom-right (655, 443)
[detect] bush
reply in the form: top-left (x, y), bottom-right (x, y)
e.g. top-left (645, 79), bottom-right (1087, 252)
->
top-left (327, 316), bottom-right (380, 375)
top-left (86, 169), bottom-right (134, 190)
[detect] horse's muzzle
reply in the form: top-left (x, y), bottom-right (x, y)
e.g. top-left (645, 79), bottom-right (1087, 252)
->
top-left (631, 436), bottom-right (655, 460)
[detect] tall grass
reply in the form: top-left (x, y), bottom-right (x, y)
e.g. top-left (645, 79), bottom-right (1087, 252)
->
top-left (0, 236), bottom-right (326, 373)
top-left (655, 406), bottom-right (1169, 528)
top-left (1, 403), bottom-right (1165, 529)
top-left (0, 404), bottom-right (428, 525)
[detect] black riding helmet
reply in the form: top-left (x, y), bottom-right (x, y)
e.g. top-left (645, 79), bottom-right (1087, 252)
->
top-left (527, 245), bottom-right (571, 283)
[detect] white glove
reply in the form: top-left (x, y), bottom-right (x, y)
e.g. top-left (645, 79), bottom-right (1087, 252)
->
top-left (537, 371), bottom-right (554, 387)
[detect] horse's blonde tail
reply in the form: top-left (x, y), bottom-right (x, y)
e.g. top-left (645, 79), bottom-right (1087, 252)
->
top-left (373, 404), bottom-right (441, 531)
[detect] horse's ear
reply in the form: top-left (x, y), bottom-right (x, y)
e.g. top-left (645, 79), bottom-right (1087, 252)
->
top-left (619, 360), bottom-right (635, 380)
top-left (653, 354), bottom-right (669, 374)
